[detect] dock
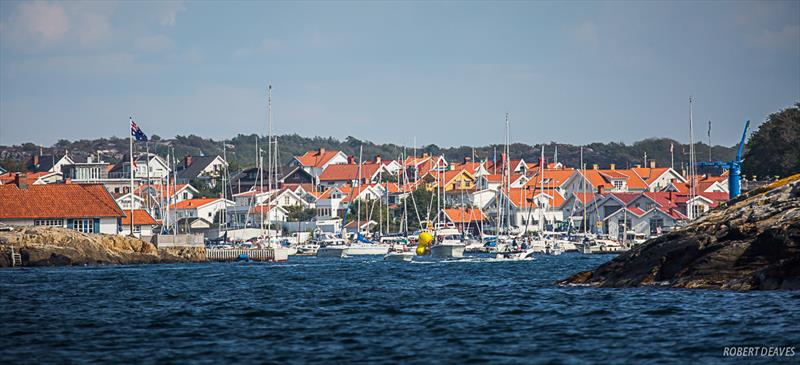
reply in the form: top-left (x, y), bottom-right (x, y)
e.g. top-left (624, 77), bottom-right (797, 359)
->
top-left (205, 248), bottom-right (288, 262)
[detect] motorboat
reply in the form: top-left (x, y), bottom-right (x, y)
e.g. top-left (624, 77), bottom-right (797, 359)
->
top-left (295, 243), bottom-right (319, 256)
top-left (346, 242), bottom-right (391, 255)
top-left (430, 227), bottom-right (465, 258)
top-left (495, 248), bottom-right (536, 260)
top-left (316, 245), bottom-right (349, 258)
top-left (314, 232), bottom-right (349, 258)
top-left (383, 245), bottom-right (414, 262)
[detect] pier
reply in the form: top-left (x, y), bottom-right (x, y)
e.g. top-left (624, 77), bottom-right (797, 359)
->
top-left (205, 248), bottom-right (287, 262)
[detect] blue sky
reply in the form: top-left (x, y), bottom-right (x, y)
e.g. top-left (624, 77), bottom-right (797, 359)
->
top-left (1, 1), bottom-right (798, 147)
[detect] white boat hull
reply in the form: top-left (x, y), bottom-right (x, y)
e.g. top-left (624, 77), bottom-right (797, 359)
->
top-left (384, 252), bottom-right (414, 262)
top-left (273, 247), bottom-right (290, 261)
top-left (495, 248), bottom-right (536, 260)
top-left (346, 244), bottom-right (390, 255)
top-left (430, 243), bottom-right (465, 258)
top-left (316, 246), bottom-right (349, 258)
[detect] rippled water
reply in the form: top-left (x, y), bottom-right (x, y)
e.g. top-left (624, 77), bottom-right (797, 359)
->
top-left (2, 253), bottom-right (799, 364)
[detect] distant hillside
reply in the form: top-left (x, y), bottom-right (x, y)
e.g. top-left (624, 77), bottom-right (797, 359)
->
top-left (1, 134), bottom-right (737, 176)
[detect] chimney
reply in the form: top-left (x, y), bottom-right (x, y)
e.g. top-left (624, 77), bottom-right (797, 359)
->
top-left (634, 164), bottom-right (641, 168)
top-left (609, 163), bottom-right (616, 170)
top-left (347, 156), bottom-right (355, 164)
top-left (650, 160), bottom-right (656, 169)
top-left (33, 155), bottom-right (40, 167)
top-left (184, 155), bottom-right (193, 167)
top-left (464, 156), bottom-right (472, 163)
top-left (597, 185), bottom-right (604, 195)
top-left (374, 154), bottom-right (381, 164)
top-left (15, 173), bottom-right (27, 189)
top-left (422, 152), bottom-right (429, 158)
top-left (318, 148), bottom-right (326, 155)
top-left (65, 178), bottom-right (72, 184)
top-left (592, 164), bottom-right (599, 170)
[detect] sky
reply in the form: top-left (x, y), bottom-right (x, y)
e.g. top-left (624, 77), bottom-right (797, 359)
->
top-left (1, 1), bottom-right (798, 148)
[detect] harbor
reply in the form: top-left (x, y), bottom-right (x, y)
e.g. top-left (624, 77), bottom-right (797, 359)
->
top-left (1, 0), bottom-right (798, 363)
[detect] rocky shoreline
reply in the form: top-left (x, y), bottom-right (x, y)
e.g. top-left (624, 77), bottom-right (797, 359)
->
top-left (560, 176), bottom-right (800, 290)
top-left (0, 226), bottom-right (205, 268)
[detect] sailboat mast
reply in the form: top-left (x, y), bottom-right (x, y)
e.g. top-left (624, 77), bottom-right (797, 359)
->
top-left (357, 145), bottom-right (363, 237)
top-left (688, 96), bottom-right (697, 219)
top-left (266, 85), bottom-right (273, 239)
top-left (257, 136), bottom-right (264, 234)
top-left (504, 113), bottom-right (511, 234)
top-left (539, 145), bottom-right (545, 233)
top-left (581, 146), bottom-right (586, 235)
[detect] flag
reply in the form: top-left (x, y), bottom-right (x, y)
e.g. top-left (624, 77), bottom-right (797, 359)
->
top-left (130, 119), bottom-right (148, 142)
top-left (670, 143), bottom-right (674, 153)
top-left (708, 121), bottom-right (712, 138)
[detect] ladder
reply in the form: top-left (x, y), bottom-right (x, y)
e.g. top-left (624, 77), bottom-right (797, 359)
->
top-left (10, 246), bottom-right (22, 267)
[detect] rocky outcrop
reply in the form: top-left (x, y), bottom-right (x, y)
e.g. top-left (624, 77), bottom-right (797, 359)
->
top-left (0, 227), bottom-right (206, 267)
top-left (561, 175), bottom-right (800, 290)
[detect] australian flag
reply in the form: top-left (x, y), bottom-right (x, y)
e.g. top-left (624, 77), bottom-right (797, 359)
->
top-left (130, 118), bottom-right (148, 142)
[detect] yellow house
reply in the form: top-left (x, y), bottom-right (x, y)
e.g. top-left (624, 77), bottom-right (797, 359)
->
top-left (420, 169), bottom-right (476, 192)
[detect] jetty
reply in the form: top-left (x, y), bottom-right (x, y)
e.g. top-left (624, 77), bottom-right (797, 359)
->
top-left (205, 248), bottom-right (288, 262)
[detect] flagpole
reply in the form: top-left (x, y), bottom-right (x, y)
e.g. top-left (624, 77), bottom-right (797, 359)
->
top-left (129, 116), bottom-right (135, 237)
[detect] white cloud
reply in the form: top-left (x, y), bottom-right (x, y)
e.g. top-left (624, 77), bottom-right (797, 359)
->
top-left (1, 1), bottom-right (71, 47)
top-left (136, 34), bottom-right (175, 52)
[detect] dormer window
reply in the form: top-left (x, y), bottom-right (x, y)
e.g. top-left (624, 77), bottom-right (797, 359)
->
top-left (613, 180), bottom-right (624, 189)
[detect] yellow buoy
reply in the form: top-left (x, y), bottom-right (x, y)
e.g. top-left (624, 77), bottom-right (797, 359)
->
top-left (418, 232), bottom-right (433, 246)
top-left (415, 232), bottom-right (433, 256)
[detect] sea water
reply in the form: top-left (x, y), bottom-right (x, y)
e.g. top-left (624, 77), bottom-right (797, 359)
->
top-left (2, 254), bottom-right (798, 364)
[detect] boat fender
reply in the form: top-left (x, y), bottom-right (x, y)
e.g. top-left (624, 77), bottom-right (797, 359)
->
top-left (416, 232), bottom-right (433, 256)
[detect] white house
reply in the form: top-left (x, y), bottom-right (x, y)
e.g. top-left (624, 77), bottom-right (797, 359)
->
top-left (119, 209), bottom-right (159, 237)
top-left (291, 148), bottom-right (350, 183)
top-left (0, 182), bottom-right (124, 234)
top-left (169, 198), bottom-right (234, 227)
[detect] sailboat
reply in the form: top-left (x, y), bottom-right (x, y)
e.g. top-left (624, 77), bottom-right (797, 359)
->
top-left (253, 85), bottom-right (289, 260)
top-left (318, 146), bottom-right (390, 257)
top-left (495, 114), bottom-right (536, 260)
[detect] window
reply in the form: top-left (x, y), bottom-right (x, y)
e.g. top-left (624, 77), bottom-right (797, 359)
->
top-left (285, 196), bottom-right (290, 205)
top-left (35, 219), bottom-right (63, 227)
top-left (650, 217), bottom-right (664, 235)
top-left (72, 219), bottom-right (95, 233)
top-left (613, 180), bottom-right (624, 189)
top-left (182, 192), bottom-right (188, 200)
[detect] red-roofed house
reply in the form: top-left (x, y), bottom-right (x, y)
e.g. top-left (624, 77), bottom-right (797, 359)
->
top-left (0, 182), bottom-right (125, 234)
top-left (169, 198), bottom-right (234, 228)
top-left (119, 209), bottom-right (158, 237)
top-left (577, 191), bottom-right (693, 240)
top-left (436, 207), bottom-right (486, 235)
top-left (485, 187), bottom-right (567, 233)
top-left (291, 148), bottom-right (349, 182)
top-left (318, 163), bottom-right (391, 188)
top-left (631, 162), bottom-right (686, 191)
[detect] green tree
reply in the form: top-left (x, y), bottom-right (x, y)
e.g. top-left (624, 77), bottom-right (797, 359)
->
top-left (742, 102), bottom-right (800, 178)
top-left (285, 205), bottom-right (316, 222)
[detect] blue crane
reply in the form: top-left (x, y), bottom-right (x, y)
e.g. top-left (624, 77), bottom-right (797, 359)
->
top-left (697, 120), bottom-right (750, 199)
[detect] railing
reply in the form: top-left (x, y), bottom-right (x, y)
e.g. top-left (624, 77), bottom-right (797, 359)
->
top-left (205, 248), bottom-right (283, 262)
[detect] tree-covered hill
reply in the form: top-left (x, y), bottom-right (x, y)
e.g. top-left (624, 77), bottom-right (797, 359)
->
top-left (2, 133), bottom-right (738, 176)
top-left (742, 103), bottom-right (800, 179)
